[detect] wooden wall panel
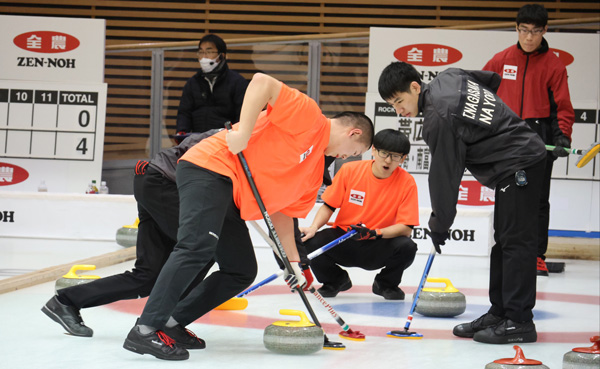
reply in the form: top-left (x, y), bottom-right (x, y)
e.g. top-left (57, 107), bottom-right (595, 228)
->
top-left (1, 1), bottom-right (598, 45)
top-left (1, 1), bottom-right (597, 160)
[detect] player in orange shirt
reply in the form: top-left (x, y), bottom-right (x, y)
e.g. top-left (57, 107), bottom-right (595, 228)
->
top-left (300, 129), bottom-right (419, 300)
top-left (123, 72), bottom-right (374, 361)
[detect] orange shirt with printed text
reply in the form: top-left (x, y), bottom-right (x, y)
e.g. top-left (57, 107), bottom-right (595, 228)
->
top-left (180, 82), bottom-right (330, 220)
top-left (322, 160), bottom-right (419, 230)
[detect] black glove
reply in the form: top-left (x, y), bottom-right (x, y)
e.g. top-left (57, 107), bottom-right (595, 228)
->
top-left (552, 134), bottom-right (571, 158)
top-left (430, 231), bottom-right (449, 254)
top-left (349, 224), bottom-right (382, 241)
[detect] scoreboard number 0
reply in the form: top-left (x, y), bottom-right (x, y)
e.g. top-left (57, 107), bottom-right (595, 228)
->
top-left (79, 110), bottom-right (90, 127)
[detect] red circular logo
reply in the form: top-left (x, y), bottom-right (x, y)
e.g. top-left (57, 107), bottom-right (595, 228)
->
top-left (13, 31), bottom-right (80, 53)
top-left (549, 48), bottom-right (574, 67)
top-left (394, 44), bottom-right (463, 66)
top-left (0, 163), bottom-right (29, 186)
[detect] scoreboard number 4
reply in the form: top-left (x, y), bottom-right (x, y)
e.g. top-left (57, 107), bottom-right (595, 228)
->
top-left (76, 137), bottom-right (88, 155)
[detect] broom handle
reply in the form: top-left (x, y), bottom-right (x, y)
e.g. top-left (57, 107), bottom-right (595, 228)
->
top-left (403, 246), bottom-right (436, 331)
top-left (248, 219), bottom-right (358, 333)
top-left (545, 145), bottom-right (582, 155)
top-left (225, 122), bottom-right (325, 331)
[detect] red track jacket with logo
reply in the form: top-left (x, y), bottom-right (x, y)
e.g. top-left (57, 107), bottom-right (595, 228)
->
top-left (483, 39), bottom-right (574, 140)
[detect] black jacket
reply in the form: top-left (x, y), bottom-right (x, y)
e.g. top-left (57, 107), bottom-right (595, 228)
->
top-left (420, 68), bottom-right (546, 233)
top-left (175, 62), bottom-right (248, 133)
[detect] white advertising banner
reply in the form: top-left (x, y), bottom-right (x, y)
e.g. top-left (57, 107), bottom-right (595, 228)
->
top-left (366, 27), bottom-right (599, 233)
top-left (0, 192), bottom-right (136, 240)
top-left (0, 15), bottom-right (105, 83)
top-left (0, 16), bottom-right (107, 194)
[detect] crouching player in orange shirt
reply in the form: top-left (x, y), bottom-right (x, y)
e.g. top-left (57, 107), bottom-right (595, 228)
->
top-left (300, 129), bottom-right (419, 300)
top-left (122, 72), bottom-right (374, 361)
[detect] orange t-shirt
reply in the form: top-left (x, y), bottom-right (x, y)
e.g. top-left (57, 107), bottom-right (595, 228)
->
top-left (180, 82), bottom-right (330, 220)
top-left (322, 160), bottom-right (419, 230)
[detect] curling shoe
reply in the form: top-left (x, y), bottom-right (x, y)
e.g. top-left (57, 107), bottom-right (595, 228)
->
top-left (41, 295), bottom-right (93, 337)
top-left (317, 276), bottom-right (352, 298)
top-left (372, 281), bottom-right (405, 300)
top-left (536, 257), bottom-right (549, 277)
top-left (453, 312), bottom-right (503, 338)
top-left (473, 318), bottom-right (537, 344)
top-left (162, 324), bottom-right (206, 350)
top-left (123, 325), bottom-right (189, 360)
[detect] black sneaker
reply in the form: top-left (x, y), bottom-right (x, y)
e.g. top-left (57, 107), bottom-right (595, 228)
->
top-left (317, 277), bottom-right (352, 298)
top-left (453, 312), bottom-right (503, 338)
top-left (372, 281), bottom-right (405, 300)
top-left (473, 318), bottom-right (537, 344)
top-left (123, 325), bottom-right (189, 360)
top-left (162, 324), bottom-right (206, 350)
top-left (41, 296), bottom-right (93, 337)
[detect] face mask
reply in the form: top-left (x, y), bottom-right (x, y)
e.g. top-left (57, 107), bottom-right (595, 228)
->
top-left (199, 56), bottom-right (220, 73)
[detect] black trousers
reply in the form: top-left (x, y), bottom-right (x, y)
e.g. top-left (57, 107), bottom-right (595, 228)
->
top-left (304, 227), bottom-right (417, 288)
top-left (526, 118), bottom-right (556, 259)
top-left (58, 167), bottom-right (214, 309)
top-left (488, 159), bottom-right (545, 322)
top-left (139, 161), bottom-right (257, 328)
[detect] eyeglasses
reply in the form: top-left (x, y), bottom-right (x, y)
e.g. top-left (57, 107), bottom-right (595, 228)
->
top-left (517, 27), bottom-right (544, 36)
top-left (375, 149), bottom-right (403, 161)
top-left (197, 50), bottom-right (219, 58)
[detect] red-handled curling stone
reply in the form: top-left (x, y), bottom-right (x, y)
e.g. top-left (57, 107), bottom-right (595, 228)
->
top-left (485, 346), bottom-right (549, 369)
top-left (563, 335), bottom-right (600, 369)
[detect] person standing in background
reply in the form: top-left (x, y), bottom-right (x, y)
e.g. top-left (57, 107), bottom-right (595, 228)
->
top-left (483, 4), bottom-right (575, 276)
top-left (175, 34), bottom-right (248, 136)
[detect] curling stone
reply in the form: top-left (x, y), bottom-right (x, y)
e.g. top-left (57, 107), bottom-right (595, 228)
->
top-left (485, 345), bottom-right (549, 369)
top-left (115, 218), bottom-right (139, 247)
top-left (55, 265), bottom-right (100, 292)
top-left (263, 309), bottom-right (324, 355)
top-left (413, 277), bottom-right (466, 317)
top-left (563, 335), bottom-right (600, 369)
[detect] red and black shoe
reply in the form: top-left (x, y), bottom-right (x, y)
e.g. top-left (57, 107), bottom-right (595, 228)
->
top-left (123, 324), bottom-right (189, 360)
top-left (162, 324), bottom-right (206, 350)
top-left (537, 257), bottom-right (549, 277)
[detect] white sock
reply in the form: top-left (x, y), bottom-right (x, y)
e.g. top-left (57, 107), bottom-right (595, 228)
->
top-left (165, 316), bottom-right (179, 328)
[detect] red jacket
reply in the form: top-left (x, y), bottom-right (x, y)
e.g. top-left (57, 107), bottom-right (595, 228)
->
top-left (483, 39), bottom-right (574, 140)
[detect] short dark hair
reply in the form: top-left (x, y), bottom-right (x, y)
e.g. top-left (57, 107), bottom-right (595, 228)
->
top-left (378, 62), bottom-right (422, 101)
top-left (198, 34), bottom-right (227, 54)
top-left (332, 111), bottom-right (374, 148)
top-left (373, 129), bottom-right (411, 155)
top-left (516, 4), bottom-right (548, 28)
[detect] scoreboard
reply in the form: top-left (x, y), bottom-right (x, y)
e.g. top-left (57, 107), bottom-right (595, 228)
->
top-left (0, 80), bottom-right (107, 192)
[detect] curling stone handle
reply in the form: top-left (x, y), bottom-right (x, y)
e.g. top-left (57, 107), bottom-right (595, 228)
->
top-left (62, 264), bottom-right (100, 279)
top-left (123, 218), bottom-right (140, 229)
top-left (279, 309), bottom-right (311, 325)
top-left (426, 277), bottom-right (460, 293)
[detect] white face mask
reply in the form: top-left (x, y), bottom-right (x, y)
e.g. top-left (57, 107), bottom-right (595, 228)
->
top-left (199, 56), bottom-right (220, 73)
